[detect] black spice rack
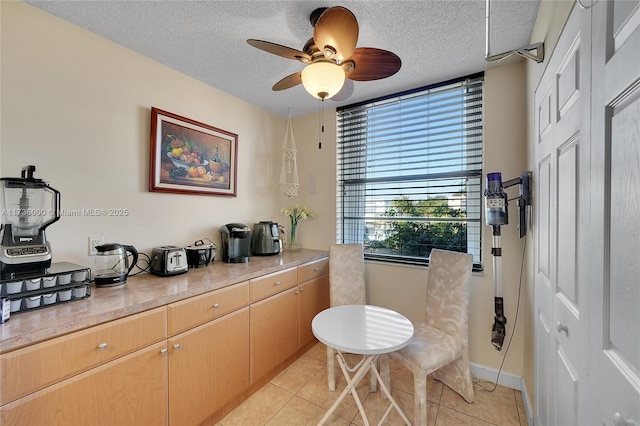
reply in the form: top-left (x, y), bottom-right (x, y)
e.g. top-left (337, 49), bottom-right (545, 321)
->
top-left (0, 262), bottom-right (91, 315)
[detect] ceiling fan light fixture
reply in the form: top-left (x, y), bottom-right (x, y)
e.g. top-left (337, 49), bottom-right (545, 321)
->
top-left (301, 61), bottom-right (345, 100)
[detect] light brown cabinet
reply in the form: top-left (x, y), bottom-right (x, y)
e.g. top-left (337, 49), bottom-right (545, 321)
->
top-left (167, 282), bottom-right (250, 425)
top-left (0, 308), bottom-right (168, 425)
top-left (0, 255), bottom-right (328, 425)
top-left (249, 259), bottom-right (329, 387)
top-left (250, 286), bottom-right (299, 385)
top-left (299, 275), bottom-right (330, 348)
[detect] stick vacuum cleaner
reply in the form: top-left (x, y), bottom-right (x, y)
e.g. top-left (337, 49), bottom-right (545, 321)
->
top-left (484, 171), bottom-right (530, 351)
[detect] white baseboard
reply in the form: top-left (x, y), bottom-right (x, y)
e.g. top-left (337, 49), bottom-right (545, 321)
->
top-left (470, 363), bottom-right (534, 425)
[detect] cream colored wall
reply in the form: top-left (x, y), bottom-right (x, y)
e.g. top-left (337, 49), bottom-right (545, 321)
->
top-left (276, 112), bottom-right (337, 243)
top-left (523, 0), bottom-right (576, 408)
top-left (1, 2), bottom-right (286, 270)
top-left (292, 62), bottom-right (530, 378)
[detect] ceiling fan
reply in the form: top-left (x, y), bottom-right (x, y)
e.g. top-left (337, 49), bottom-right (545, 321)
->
top-left (247, 6), bottom-right (401, 101)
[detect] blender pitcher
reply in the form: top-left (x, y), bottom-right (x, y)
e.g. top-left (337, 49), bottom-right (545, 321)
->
top-left (0, 165), bottom-right (61, 278)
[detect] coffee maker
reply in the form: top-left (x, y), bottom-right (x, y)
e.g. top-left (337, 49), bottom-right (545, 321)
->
top-left (219, 223), bottom-right (250, 263)
top-left (0, 165), bottom-right (61, 279)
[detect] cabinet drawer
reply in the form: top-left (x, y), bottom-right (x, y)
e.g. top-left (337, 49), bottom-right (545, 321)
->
top-left (0, 306), bottom-right (167, 405)
top-left (249, 267), bottom-right (297, 302)
top-left (0, 341), bottom-right (168, 426)
top-left (167, 281), bottom-right (249, 336)
top-left (297, 258), bottom-right (329, 283)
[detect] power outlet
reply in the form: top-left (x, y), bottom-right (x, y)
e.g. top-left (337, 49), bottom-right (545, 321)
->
top-left (88, 236), bottom-right (104, 256)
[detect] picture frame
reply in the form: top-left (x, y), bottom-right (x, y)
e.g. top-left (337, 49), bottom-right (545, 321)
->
top-left (149, 107), bottom-right (238, 197)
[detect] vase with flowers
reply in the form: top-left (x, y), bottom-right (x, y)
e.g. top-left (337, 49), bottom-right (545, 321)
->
top-left (281, 205), bottom-right (313, 250)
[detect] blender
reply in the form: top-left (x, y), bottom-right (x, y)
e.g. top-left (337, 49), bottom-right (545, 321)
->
top-left (0, 165), bottom-right (60, 279)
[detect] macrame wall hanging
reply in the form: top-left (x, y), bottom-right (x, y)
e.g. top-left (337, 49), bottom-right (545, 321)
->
top-left (279, 113), bottom-right (299, 197)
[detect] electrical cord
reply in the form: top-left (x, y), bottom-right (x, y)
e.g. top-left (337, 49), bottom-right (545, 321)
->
top-left (130, 252), bottom-right (152, 276)
top-left (474, 233), bottom-right (527, 392)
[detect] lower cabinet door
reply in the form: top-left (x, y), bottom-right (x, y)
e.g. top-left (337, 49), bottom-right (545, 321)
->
top-left (299, 275), bottom-right (330, 348)
top-left (249, 287), bottom-right (299, 385)
top-left (168, 307), bottom-right (250, 425)
top-left (0, 341), bottom-right (168, 426)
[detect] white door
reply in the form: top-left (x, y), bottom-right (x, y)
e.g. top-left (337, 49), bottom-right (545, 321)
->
top-left (534, 4), bottom-right (591, 425)
top-left (590, 0), bottom-right (640, 424)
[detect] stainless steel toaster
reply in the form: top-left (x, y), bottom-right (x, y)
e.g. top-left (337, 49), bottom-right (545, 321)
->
top-left (150, 246), bottom-right (188, 276)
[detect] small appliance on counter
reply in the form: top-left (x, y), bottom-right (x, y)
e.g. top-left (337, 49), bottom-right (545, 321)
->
top-left (185, 239), bottom-right (217, 268)
top-left (150, 245), bottom-right (188, 276)
top-left (94, 243), bottom-right (139, 286)
top-left (0, 262), bottom-right (91, 317)
top-left (220, 223), bottom-right (250, 263)
top-left (251, 221), bottom-right (281, 256)
top-left (0, 165), bottom-right (61, 279)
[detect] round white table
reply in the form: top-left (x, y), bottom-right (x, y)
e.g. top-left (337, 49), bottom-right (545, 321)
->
top-left (312, 304), bottom-right (414, 425)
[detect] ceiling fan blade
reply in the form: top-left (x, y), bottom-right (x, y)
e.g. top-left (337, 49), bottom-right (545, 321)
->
top-left (313, 6), bottom-right (358, 61)
top-left (247, 39), bottom-right (311, 63)
top-left (272, 72), bottom-right (302, 91)
top-left (330, 79), bottom-right (354, 101)
top-left (346, 48), bottom-right (402, 81)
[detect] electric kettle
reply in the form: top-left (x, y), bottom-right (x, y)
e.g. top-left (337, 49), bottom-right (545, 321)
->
top-left (94, 243), bottom-right (138, 286)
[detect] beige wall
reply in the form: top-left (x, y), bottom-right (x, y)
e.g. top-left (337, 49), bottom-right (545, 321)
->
top-left (1, 2), bottom-right (286, 272)
top-left (291, 61), bottom-right (530, 379)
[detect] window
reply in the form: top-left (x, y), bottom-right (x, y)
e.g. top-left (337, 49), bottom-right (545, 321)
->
top-left (336, 73), bottom-right (483, 268)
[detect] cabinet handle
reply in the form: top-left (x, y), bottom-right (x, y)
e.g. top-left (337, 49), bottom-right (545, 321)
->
top-left (299, 287), bottom-right (304, 292)
top-left (556, 322), bottom-right (569, 334)
top-left (295, 290), bottom-right (300, 295)
top-left (97, 343), bottom-right (108, 350)
top-left (173, 343), bottom-right (181, 350)
top-left (614, 412), bottom-right (636, 426)
top-left (274, 281), bottom-right (281, 286)
top-left (213, 303), bottom-right (220, 309)
top-left (160, 348), bottom-right (168, 355)
top-left (313, 267), bottom-right (319, 272)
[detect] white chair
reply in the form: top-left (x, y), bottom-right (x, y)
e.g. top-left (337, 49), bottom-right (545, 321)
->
top-left (391, 249), bottom-right (475, 426)
top-left (326, 244), bottom-right (388, 392)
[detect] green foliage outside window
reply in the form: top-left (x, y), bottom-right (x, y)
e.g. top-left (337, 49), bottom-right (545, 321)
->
top-left (366, 196), bottom-right (467, 258)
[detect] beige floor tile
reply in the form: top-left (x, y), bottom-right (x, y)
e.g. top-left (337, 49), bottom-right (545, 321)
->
top-left (219, 383), bottom-right (293, 426)
top-left (388, 359), bottom-right (444, 404)
top-left (515, 390), bottom-right (528, 426)
top-left (304, 342), bottom-right (329, 362)
top-left (221, 341), bottom-right (524, 426)
top-left (271, 353), bottom-right (325, 394)
top-left (440, 384), bottom-right (520, 426)
top-left (435, 405), bottom-right (494, 426)
top-left (297, 363), bottom-right (372, 422)
top-left (266, 395), bottom-right (349, 426)
top-left (350, 387), bottom-right (414, 426)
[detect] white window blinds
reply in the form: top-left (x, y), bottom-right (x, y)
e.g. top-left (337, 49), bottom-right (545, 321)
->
top-left (336, 74), bottom-right (484, 266)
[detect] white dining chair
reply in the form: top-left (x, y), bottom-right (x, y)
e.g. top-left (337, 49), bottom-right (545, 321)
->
top-left (391, 248), bottom-right (475, 426)
top-left (327, 243), bottom-right (388, 392)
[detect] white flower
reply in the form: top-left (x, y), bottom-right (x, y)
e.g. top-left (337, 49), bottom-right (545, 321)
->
top-left (282, 205), bottom-right (314, 225)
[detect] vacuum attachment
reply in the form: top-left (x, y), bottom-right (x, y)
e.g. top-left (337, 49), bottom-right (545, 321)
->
top-left (491, 297), bottom-right (507, 351)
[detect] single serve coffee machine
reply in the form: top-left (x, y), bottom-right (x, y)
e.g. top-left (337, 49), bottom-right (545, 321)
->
top-left (219, 223), bottom-right (250, 263)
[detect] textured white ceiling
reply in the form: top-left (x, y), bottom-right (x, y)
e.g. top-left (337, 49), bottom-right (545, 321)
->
top-left (26, 0), bottom-right (541, 119)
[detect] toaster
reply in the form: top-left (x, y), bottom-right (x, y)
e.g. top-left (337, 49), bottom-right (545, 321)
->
top-left (150, 246), bottom-right (188, 276)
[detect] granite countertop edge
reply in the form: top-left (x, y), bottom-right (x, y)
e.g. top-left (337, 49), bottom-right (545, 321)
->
top-left (0, 249), bottom-right (328, 354)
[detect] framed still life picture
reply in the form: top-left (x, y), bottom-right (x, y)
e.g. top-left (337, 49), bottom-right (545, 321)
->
top-left (149, 107), bottom-right (238, 197)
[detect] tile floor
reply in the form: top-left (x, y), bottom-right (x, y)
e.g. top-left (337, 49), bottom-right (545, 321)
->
top-left (218, 342), bottom-right (529, 426)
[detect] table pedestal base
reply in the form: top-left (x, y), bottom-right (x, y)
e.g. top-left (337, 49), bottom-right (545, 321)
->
top-left (318, 350), bottom-right (411, 426)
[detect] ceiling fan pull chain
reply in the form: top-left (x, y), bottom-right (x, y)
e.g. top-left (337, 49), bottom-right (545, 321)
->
top-left (318, 98), bottom-right (323, 149)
